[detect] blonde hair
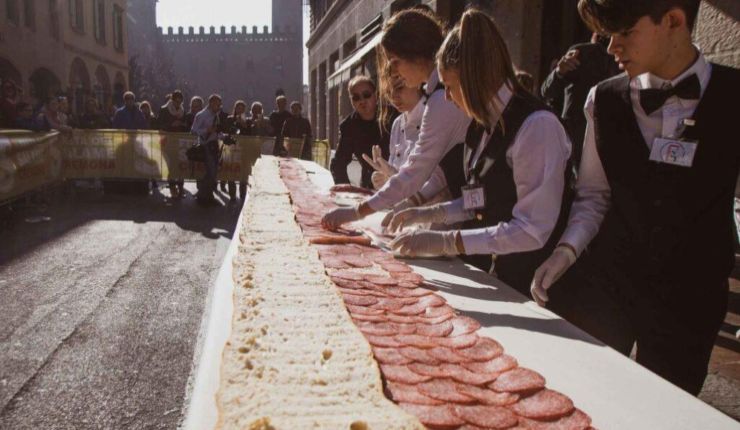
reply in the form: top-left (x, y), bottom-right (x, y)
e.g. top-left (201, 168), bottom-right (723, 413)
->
top-left (437, 9), bottom-right (521, 131)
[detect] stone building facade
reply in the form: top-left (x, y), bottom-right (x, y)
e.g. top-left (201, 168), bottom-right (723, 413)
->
top-left (0, 0), bottom-right (129, 114)
top-left (307, 0), bottom-right (739, 148)
top-left (127, 0), bottom-right (304, 114)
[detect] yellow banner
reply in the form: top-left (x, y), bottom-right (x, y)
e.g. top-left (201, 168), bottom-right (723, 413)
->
top-left (0, 130), bottom-right (331, 202)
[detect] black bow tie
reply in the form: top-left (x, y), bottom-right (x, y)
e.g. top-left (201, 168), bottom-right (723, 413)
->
top-left (639, 74), bottom-right (701, 115)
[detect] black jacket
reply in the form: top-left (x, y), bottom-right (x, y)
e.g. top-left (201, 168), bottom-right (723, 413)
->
top-left (330, 112), bottom-right (391, 189)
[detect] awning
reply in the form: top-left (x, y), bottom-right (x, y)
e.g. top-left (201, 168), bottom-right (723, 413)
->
top-left (327, 31), bottom-right (383, 89)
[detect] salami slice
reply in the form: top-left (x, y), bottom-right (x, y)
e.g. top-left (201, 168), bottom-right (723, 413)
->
top-left (357, 321), bottom-right (400, 336)
top-left (395, 333), bottom-right (439, 349)
top-left (331, 270), bottom-right (366, 281)
top-left (449, 316), bottom-right (482, 337)
top-left (330, 277), bottom-right (364, 289)
top-left (490, 368), bottom-right (546, 394)
top-left (423, 304), bottom-right (455, 318)
top-left (452, 405), bottom-right (519, 429)
top-left (426, 346), bottom-right (469, 364)
top-left (456, 338), bottom-right (504, 361)
top-left (346, 304), bottom-right (385, 315)
top-left (380, 262), bottom-right (413, 273)
top-left (341, 293), bottom-right (379, 307)
top-left (382, 286), bottom-right (434, 298)
top-left (371, 297), bottom-right (418, 311)
top-left (407, 362), bottom-right (450, 378)
top-left (414, 313), bottom-right (456, 325)
top-left (397, 403), bottom-right (465, 428)
top-left (435, 333), bottom-right (479, 349)
top-left (380, 364), bottom-right (433, 384)
top-left (329, 184), bottom-right (375, 195)
top-left (518, 408), bottom-right (591, 430)
top-left (463, 355), bottom-right (518, 374)
top-left (509, 389), bottom-right (575, 420)
top-left (372, 347), bottom-right (413, 365)
top-left (339, 287), bottom-right (385, 297)
top-left (440, 363), bottom-right (499, 385)
top-left (396, 295), bottom-right (447, 316)
top-left (415, 320), bottom-right (454, 337)
top-left (364, 274), bottom-right (399, 286)
top-left (393, 271), bottom-right (425, 283)
top-left (417, 379), bottom-right (476, 403)
top-left (364, 334), bottom-right (402, 348)
top-left (386, 382), bottom-right (444, 406)
top-left (309, 235), bottom-right (372, 246)
top-left (398, 346), bottom-right (441, 365)
top-left (456, 385), bottom-right (520, 406)
top-left (323, 258), bottom-right (350, 269)
top-left (343, 255), bottom-right (373, 268)
top-left (351, 314), bottom-right (388, 323)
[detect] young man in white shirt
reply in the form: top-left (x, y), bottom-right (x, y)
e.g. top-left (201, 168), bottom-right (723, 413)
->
top-left (530, 0), bottom-right (740, 395)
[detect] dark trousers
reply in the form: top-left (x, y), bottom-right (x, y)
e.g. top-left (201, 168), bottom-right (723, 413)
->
top-left (227, 181), bottom-right (246, 199)
top-left (549, 261), bottom-right (728, 395)
top-left (196, 141), bottom-right (219, 201)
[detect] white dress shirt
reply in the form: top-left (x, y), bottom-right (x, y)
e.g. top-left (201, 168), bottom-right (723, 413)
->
top-left (365, 69), bottom-right (470, 211)
top-left (442, 85), bottom-right (573, 256)
top-left (191, 108), bottom-right (219, 143)
top-left (560, 51), bottom-right (712, 256)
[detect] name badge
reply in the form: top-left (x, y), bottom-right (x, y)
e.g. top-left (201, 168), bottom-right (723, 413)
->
top-left (462, 185), bottom-right (486, 211)
top-left (649, 137), bottom-right (698, 167)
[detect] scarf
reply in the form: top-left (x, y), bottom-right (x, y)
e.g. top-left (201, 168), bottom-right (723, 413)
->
top-left (164, 99), bottom-right (185, 119)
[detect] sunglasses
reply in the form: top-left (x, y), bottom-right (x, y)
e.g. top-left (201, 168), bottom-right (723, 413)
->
top-left (351, 91), bottom-right (374, 102)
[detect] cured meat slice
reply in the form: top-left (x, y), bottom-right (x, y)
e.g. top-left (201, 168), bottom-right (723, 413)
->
top-left (395, 334), bottom-right (439, 349)
top-left (330, 270), bottom-right (366, 281)
top-left (396, 296), bottom-right (447, 316)
top-left (414, 313), bottom-right (456, 325)
top-left (398, 346), bottom-right (440, 365)
top-left (381, 286), bottom-right (434, 298)
top-left (463, 355), bottom-right (518, 375)
top-left (372, 347), bottom-right (413, 365)
top-left (415, 320), bottom-right (454, 337)
top-left (338, 287), bottom-right (385, 297)
top-left (343, 255), bottom-right (373, 268)
top-left (341, 293), bottom-right (379, 307)
top-left (423, 304), bottom-right (455, 318)
top-left (364, 274), bottom-right (399, 285)
top-left (323, 258), bottom-right (350, 269)
top-left (371, 297), bottom-right (418, 311)
top-left (386, 382), bottom-right (445, 406)
top-left (407, 363), bottom-right (449, 378)
top-left (426, 346), bottom-right (469, 364)
top-left (380, 364), bottom-right (433, 384)
top-left (330, 277), bottom-right (366, 290)
top-left (449, 316), bottom-right (482, 337)
top-left (490, 368), bottom-right (546, 394)
top-left (456, 385), bottom-right (520, 406)
top-left (509, 389), bottom-right (575, 420)
top-left (397, 403), bottom-right (465, 428)
top-left (309, 235), bottom-right (372, 246)
top-left (518, 409), bottom-right (591, 430)
top-left (456, 338), bottom-right (504, 361)
top-left (329, 184), bottom-right (375, 195)
top-left (417, 379), bottom-right (476, 403)
top-left (357, 322), bottom-right (400, 336)
top-left (393, 271), bottom-right (425, 283)
top-left (380, 262), bottom-right (413, 273)
top-left (346, 304), bottom-right (385, 315)
top-left (439, 363), bottom-right (499, 385)
top-left (435, 333), bottom-right (479, 349)
top-left (364, 334), bottom-right (402, 348)
top-left (452, 405), bottom-right (519, 429)
top-left (352, 313), bottom-right (388, 323)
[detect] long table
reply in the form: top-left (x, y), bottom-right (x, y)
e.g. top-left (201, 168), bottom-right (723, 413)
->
top-left (182, 158), bottom-right (738, 430)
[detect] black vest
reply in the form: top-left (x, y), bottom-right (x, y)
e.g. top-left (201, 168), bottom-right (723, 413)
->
top-left (461, 91), bottom-right (574, 295)
top-left (589, 64), bottom-right (740, 286)
top-left (424, 83), bottom-right (467, 199)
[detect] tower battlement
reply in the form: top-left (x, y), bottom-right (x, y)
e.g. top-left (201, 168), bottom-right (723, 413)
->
top-left (158, 24), bottom-right (299, 43)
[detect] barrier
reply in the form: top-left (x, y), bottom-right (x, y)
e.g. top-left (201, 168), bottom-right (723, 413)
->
top-left (0, 129), bottom-right (331, 202)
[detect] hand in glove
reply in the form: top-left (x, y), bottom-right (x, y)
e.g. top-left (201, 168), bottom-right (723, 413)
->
top-left (388, 205), bottom-right (447, 234)
top-left (321, 205), bottom-right (362, 231)
top-left (390, 230), bottom-right (461, 258)
top-left (362, 145), bottom-right (398, 178)
top-left (530, 244), bottom-right (577, 306)
top-left (380, 197), bottom-right (417, 229)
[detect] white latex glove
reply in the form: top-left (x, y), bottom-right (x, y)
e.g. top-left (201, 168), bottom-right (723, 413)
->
top-left (371, 171), bottom-right (390, 190)
top-left (388, 205), bottom-right (447, 234)
top-left (390, 230), bottom-right (460, 258)
top-left (361, 145), bottom-right (398, 177)
top-left (530, 245), bottom-right (577, 306)
top-left (380, 197), bottom-right (417, 229)
top-left (321, 205), bottom-right (362, 231)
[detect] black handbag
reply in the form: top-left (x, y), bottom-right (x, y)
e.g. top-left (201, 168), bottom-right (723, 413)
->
top-left (186, 142), bottom-right (207, 162)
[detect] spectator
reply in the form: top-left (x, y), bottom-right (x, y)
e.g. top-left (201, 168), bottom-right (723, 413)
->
top-left (158, 90), bottom-right (189, 199)
top-left (221, 100), bottom-right (250, 201)
top-left (36, 97), bottom-right (71, 132)
top-left (0, 79), bottom-right (20, 128)
top-left (184, 96), bottom-right (204, 130)
top-left (78, 98), bottom-right (111, 129)
top-left (14, 102), bottom-right (41, 131)
top-left (112, 91), bottom-right (147, 130)
top-left (247, 101), bottom-right (272, 136)
top-left (281, 101), bottom-right (313, 160)
top-left (139, 101), bottom-right (158, 130)
top-left (329, 75), bottom-right (390, 189)
top-left (191, 94), bottom-right (228, 206)
top-left (269, 95), bottom-right (292, 156)
top-left (540, 33), bottom-right (619, 166)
